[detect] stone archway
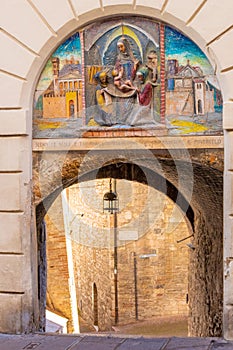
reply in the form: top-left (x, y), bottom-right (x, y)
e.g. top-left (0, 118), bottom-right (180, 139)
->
top-left (2, 0), bottom-right (232, 336)
top-left (34, 146), bottom-right (223, 336)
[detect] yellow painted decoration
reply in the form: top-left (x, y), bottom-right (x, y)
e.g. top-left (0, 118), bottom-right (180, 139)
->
top-left (88, 118), bottom-right (99, 126)
top-left (170, 119), bottom-right (208, 134)
top-left (66, 91), bottom-right (77, 117)
top-left (103, 25), bottom-right (143, 60)
top-left (35, 120), bottom-right (67, 130)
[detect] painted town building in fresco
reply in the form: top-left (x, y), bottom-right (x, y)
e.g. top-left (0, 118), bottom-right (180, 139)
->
top-left (43, 57), bottom-right (83, 119)
top-left (166, 59), bottom-right (217, 116)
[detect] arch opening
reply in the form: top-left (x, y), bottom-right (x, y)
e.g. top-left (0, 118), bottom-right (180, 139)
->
top-left (35, 157), bottom-right (222, 337)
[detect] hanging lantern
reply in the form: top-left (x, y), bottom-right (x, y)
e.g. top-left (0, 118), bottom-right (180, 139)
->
top-left (103, 179), bottom-right (119, 214)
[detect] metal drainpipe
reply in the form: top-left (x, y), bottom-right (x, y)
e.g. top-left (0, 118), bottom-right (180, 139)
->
top-left (133, 252), bottom-right (139, 320)
top-left (113, 178), bottom-right (119, 325)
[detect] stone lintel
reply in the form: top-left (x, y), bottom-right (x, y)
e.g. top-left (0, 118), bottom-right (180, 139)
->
top-left (33, 135), bottom-right (223, 152)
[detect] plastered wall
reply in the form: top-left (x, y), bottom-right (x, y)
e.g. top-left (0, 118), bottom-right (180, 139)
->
top-left (0, 0), bottom-right (233, 337)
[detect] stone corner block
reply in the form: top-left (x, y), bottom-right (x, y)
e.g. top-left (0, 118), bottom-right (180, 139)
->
top-left (223, 102), bottom-right (233, 130)
top-left (0, 255), bottom-right (25, 292)
top-left (0, 294), bottom-right (22, 333)
top-left (0, 213), bottom-right (23, 253)
top-left (0, 110), bottom-right (29, 135)
top-left (0, 173), bottom-right (23, 211)
top-left (0, 137), bottom-right (30, 171)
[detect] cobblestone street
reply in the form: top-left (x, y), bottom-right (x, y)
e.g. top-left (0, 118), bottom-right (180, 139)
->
top-left (1, 334), bottom-right (233, 350)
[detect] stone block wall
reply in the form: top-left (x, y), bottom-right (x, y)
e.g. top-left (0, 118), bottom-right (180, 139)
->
top-left (72, 244), bottom-right (113, 331)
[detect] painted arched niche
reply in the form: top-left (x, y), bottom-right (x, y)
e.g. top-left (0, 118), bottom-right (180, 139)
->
top-left (33, 16), bottom-right (222, 138)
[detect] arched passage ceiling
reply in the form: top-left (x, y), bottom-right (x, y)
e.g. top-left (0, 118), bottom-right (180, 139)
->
top-left (34, 148), bottom-right (223, 227)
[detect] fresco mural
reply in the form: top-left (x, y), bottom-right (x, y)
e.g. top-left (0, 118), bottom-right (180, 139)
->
top-left (33, 17), bottom-right (222, 138)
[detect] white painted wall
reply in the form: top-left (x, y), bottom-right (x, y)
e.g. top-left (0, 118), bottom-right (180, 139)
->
top-left (0, 0), bottom-right (233, 337)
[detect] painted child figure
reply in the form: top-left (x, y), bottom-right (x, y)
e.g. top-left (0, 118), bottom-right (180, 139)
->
top-left (112, 68), bottom-right (135, 92)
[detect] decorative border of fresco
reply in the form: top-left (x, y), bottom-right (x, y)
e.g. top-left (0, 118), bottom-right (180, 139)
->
top-left (33, 17), bottom-right (222, 139)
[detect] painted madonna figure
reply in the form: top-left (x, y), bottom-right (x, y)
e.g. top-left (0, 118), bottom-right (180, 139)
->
top-left (93, 37), bottom-right (161, 127)
top-left (113, 38), bottom-right (139, 90)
